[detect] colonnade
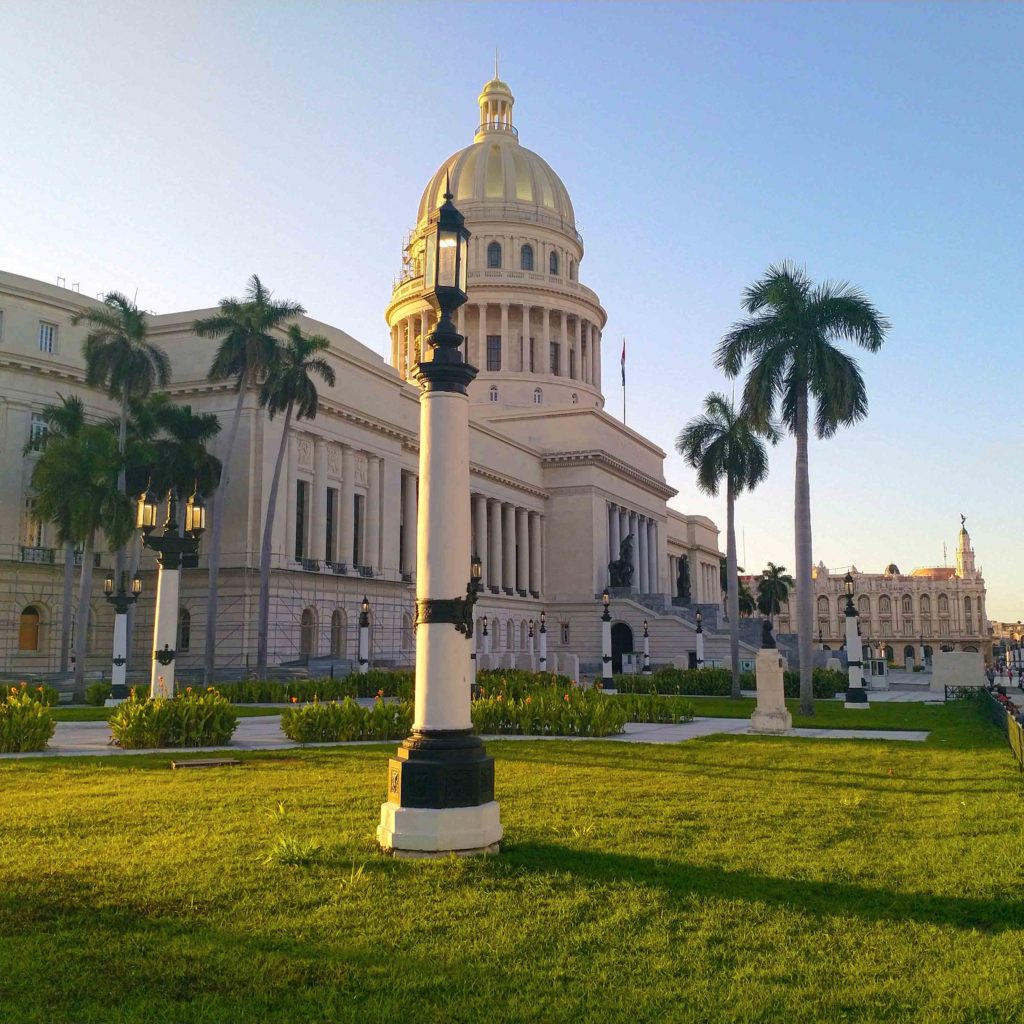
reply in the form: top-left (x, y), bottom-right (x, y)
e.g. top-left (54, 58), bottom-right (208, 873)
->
top-left (472, 495), bottom-right (543, 597)
top-left (390, 303), bottom-right (602, 388)
top-left (606, 503), bottom-right (659, 594)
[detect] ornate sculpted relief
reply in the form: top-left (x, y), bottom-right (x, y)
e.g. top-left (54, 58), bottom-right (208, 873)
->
top-left (355, 452), bottom-right (368, 487)
top-left (296, 436), bottom-right (313, 470)
top-left (327, 444), bottom-right (341, 477)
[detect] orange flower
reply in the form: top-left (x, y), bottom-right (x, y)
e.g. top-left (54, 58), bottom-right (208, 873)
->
top-left (185, 686), bottom-right (193, 694)
top-left (564, 693), bottom-right (570, 702)
top-left (290, 696), bottom-right (298, 703)
top-left (525, 696), bottom-right (532, 705)
top-left (207, 686), bottom-right (215, 692)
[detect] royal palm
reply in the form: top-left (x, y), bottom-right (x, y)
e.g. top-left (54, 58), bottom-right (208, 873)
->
top-left (255, 325), bottom-right (335, 677)
top-left (757, 562), bottom-right (795, 629)
top-left (716, 262), bottom-right (889, 715)
top-left (676, 393), bottom-right (777, 699)
top-left (193, 276), bottom-right (304, 683)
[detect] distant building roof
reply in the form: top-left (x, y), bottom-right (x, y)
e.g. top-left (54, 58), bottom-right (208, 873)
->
top-left (910, 567), bottom-right (957, 580)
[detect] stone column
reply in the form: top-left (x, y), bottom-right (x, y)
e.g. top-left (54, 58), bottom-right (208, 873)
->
top-left (419, 311), bottom-right (430, 361)
top-left (593, 326), bottom-right (602, 388)
top-left (150, 557), bottom-right (181, 698)
top-left (488, 498), bottom-right (502, 594)
top-left (477, 303), bottom-right (488, 370)
top-left (311, 438), bottom-right (328, 562)
top-left (500, 303), bottom-right (509, 375)
top-left (473, 494), bottom-right (488, 586)
top-left (366, 455), bottom-right (382, 570)
top-left (502, 503), bottom-right (516, 594)
top-left (609, 504), bottom-right (621, 563)
top-left (516, 508), bottom-right (529, 596)
top-left (381, 457), bottom-right (402, 577)
top-left (559, 312), bottom-right (568, 377)
top-left (629, 511), bottom-right (641, 592)
top-left (338, 445), bottom-right (354, 568)
top-left (574, 315), bottom-right (582, 381)
top-left (528, 512), bottom-right (542, 596)
top-left (522, 304), bottom-right (532, 373)
top-left (542, 308), bottom-right (550, 372)
top-left (637, 517), bottom-right (649, 593)
top-left (401, 473), bottom-right (417, 576)
top-left (285, 430), bottom-right (298, 561)
top-left (647, 520), bottom-right (658, 595)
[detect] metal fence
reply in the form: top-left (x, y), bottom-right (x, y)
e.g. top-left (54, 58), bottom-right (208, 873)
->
top-left (983, 689), bottom-right (1024, 771)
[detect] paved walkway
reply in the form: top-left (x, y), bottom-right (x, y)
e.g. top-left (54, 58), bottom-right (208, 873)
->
top-left (0, 715), bottom-right (929, 760)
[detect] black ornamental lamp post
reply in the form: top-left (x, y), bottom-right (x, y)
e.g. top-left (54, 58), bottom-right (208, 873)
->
top-left (695, 609), bottom-right (704, 668)
top-left (137, 487), bottom-right (205, 697)
top-left (843, 572), bottom-right (868, 708)
top-left (377, 185), bottom-right (501, 857)
top-left (103, 570), bottom-right (142, 699)
top-left (600, 588), bottom-right (612, 686)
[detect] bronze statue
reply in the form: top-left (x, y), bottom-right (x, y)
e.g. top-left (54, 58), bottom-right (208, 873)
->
top-left (761, 617), bottom-right (776, 650)
top-left (608, 533), bottom-right (634, 588)
top-left (676, 555), bottom-right (691, 602)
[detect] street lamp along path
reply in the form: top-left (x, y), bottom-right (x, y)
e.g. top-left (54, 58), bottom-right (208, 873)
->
top-left (377, 184), bottom-right (502, 857)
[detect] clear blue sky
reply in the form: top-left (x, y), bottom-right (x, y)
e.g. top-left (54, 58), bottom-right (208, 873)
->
top-left (2, 2), bottom-right (1021, 617)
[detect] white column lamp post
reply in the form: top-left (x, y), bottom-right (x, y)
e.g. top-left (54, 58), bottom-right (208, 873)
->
top-left (482, 615), bottom-right (491, 655)
top-left (642, 618), bottom-right (652, 675)
top-left (538, 610), bottom-right (548, 671)
top-left (102, 570), bottom-right (142, 700)
top-left (137, 488), bottom-right (205, 699)
top-left (378, 183), bottom-right (501, 856)
top-left (600, 587), bottom-right (613, 689)
top-left (358, 596), bottom-right (370, 674)
top-left (695, 609), bottom-right (705, 669)
top-left (843, 573), bottom-right (869, 708)
top-left (527, 619), bottom-right (535, 658)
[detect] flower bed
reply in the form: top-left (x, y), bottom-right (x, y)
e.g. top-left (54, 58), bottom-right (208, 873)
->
top-left (472, 686), bottom-right (628, 737)
top-left (108, 689), bottom-right (239, 749)
top-left (279, 697), bottom-right (412, 743)
top-left (0, 685), bottom-right (56, 752)
top-left (215, 669), bottom-right (413, 704)
top-left (613, 666), bottom-right (846, 699)
top-left (476, 669), bottom-right (575, 699)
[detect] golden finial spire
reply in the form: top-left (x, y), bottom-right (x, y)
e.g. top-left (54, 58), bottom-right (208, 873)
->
top-left (494, 48), bottom-right (499, 80)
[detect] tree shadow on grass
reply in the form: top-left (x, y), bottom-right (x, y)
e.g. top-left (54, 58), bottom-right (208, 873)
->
top-left (505, 842), bottom-right (1024, 934)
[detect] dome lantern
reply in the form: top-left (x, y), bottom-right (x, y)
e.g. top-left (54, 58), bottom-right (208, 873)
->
top-left (475, 73), bottom-right (516, 141)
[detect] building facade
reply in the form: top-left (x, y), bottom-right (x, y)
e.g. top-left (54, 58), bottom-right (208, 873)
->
top-left (0, 76), bottom-right (737, 682)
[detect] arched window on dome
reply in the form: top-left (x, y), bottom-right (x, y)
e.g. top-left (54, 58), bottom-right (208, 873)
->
top-left (489, 386), bottom-right (499, 403)
top-left (487, 241), bottom-right (502, 269)
top-left (568, 258), bottom-right (577, 281)
top-left (549, 250), bottom-right (559, 276)
top-left (533, 388), bottom-right (542, 405)
top-left (520, 244), bottom-right (534, 271)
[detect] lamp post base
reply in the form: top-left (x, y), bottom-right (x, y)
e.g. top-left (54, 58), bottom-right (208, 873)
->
top-left (377, 801), bottom-right (502, 857)
top-left (844, 688), bottom-right (870, 708)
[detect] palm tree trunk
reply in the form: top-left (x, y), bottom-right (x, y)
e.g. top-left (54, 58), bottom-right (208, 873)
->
top-left (203, 375), bottom-right (249, 684)
top-left (794, 386), bottom-right (814, 716)
top-left (60, 541), bottom-right (74, 674)
top-left (73, 531), bottom-right (95, 697)
top-left (256, 403), bottom-right (293, 677)
top-left (726, 478), bottom-right (741, 699)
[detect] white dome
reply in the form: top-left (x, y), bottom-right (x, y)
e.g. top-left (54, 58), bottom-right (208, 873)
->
top-left (416, 78), bottom-right (576, 234)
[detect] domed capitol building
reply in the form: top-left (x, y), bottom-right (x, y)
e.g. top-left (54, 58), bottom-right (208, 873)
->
top-left (0, 76), bottom-right (744, 679)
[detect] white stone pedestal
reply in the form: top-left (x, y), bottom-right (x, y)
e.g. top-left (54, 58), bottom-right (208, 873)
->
top-left (377, 801), bottom-right (502, 859)
top-left (750, 649), bottom-right (792, 735)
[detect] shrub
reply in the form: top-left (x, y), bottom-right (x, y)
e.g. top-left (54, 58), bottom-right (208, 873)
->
top-left (472, 686), bottom-right (627, 737)
top-left (613, 692), bottom-right (697, 724)
top-left (109, 688), bottom-right (239, 749)
top-left (614, 666), bottom-right (847, 699)
top-left (476, 669), bottom-right (575, 700)
top-left (215, 669), bottom-right (413, 704)
top-left (279, 697), bottom-right (413, 743)
top-left (0, 685), bottom-right (56, 752)
top-left (85, 681), bottom-right (112, 706)
top-left (783, 668), bottom-right (847, 699)
top-left (17, 683), bottom-right (60, 707)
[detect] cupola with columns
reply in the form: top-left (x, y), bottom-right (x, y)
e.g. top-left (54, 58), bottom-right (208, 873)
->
top-left (386, 72), bottom-right (608, 409)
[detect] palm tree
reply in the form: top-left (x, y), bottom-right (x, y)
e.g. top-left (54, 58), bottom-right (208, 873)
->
top-left (27, 395), bottom-right (86, 673)
top-left (716, 262), bottom-right (889, 714)
top-left (676, 393), bottom-right (778, 699)
top-left (757, 562), bottom-right (795, 629)
top-left (255, 325), bottom-right (335, 677)
top-left (31, 419), bottom-right (133, 693)
top-left (71, 293), bottom-right (170, 571)
top-left (737, 580), bottom-right (757, 617)
top-left (193, 276), bottom-right (305, 683)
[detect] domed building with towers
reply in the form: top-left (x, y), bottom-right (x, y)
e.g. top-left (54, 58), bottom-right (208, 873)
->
top-left (0, 75), bottom-right (736, 682)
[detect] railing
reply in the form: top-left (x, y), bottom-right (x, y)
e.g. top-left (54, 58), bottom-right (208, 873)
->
top-left (475, 121), bottom-right (518, 139)
top-left (944, 684), bottom-right (985, 702)
top-left (326, 561), bottom-right (348, 576)
top-left (301, 559), bottom-right (321, 573)
top-left (20, 546), bottom-right (55, 564)
top-left (72, 550), bottom-right (102, 568)
top-left (983, 688), bottom-right (1024, 770)
top-left (357, 565), bottom-right (375, 578)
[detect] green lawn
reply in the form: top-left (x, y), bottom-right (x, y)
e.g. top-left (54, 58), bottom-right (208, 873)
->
top-left (1, 701), bottom-right (1022, 1023)
top-left (51, 705), bottom-right (284, 722)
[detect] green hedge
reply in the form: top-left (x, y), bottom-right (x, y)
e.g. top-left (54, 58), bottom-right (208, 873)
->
top-left (0, 686), bottom-right (56, 752)
top-left (216, 669), bottom-right (414, 704)
top-left (476, 669), bottom-right (575, 699)
top-left (613, 692), bottom-right (697, 724)
top-left (108, 689), bottom-right (239, 749)
top-left (85, 681), bottom-right (112, 706)
top-left (472, 686), bottom-right (627, 737)
top-left (280, 697), bottom-right (413, 743)
top-left (613, 666), bottom-right (848, 699)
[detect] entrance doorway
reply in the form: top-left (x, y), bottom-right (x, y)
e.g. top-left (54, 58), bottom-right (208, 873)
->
top-left (903, 644), bottom-right (915, 671)
top-left (611, 622), bottom-right (633, 675)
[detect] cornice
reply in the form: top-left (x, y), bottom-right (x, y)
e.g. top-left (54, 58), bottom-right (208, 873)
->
top-left (542, 449), bottom-right (677, 500)
top-left (0, 354), bottom-right (88, 386)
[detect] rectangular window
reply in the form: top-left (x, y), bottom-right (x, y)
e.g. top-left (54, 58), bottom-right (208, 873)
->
top-left (353, 494), bottom-right (364, 566)
top-left (569, 348), bottom-right (576, 379)
top-left (0, 310), bottom-right (4, 340)
top-left (38, 322), bottom-right (57, 354)
top-left (528, 337), bottom-right (535, 373)
top-left (29, 413), bottom-right (48, 451)
top-left (294, 480), bottom-right (308, 560)
top-left (560, 622), bottom-right (570, 645)
top-left (23, 498), bottom-right (42, 548)
top-left (486, 335), bottom-right (501, 372)
top-left (549, 341), bottom-right (560, 376)
top-left (325, 488), bottom-right (337, 563)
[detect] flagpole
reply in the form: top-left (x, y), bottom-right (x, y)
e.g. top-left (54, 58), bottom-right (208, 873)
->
top-left (621, 336), bottom-right (626, 426)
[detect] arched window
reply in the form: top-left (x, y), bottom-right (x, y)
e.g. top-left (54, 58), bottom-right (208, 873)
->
top-left (520, 244), bottom-right (534, 271)
top-left (300, 608), bottom-right (316, 657)
top-left (487, 241), bottom-right (502, 268)
top-left (964, 596), bottom-right (972, 615)
top-left (568, 258), bottom-right (576, 281)
top-left (177, 609), bottom-right (191, 651)
top-left (879, 595), bottom-right (891, 615)
top-left (902, 595), bottom-right (913, 615)
top-left (505, 620), bottom-right (514, 650)
top-left (920, 595), bottom-right (931, 616)
top-left (857, 595), bottom-right (871, 624)
top-left (18, 606), bottom-right (40, 651)
top-left (817, 596), bottom-right (830, 615)
top-left (330, 609), bottom-right (346, 657)
top-left (549, 250), bottom-right (559, 275)
top-left (570, 393), bottom-right (578, 405)
top-left (938, 594), bottom-right (949, 615)
top-left (489, 386), bottom-right (499, 403)
top-left (533, 387), bottom-right (543, 405)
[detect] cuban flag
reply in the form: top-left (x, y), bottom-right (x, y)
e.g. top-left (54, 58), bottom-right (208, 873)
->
top-left (621, 338), bottom-right (626, 386)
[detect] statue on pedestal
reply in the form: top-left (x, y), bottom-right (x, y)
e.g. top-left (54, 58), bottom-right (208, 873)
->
top-left (676, 555), bottom-right (691, 602)
top-left (761, 617), bottom-right (776, 650)
top-left (608, 534), bottom-right (634, 588)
